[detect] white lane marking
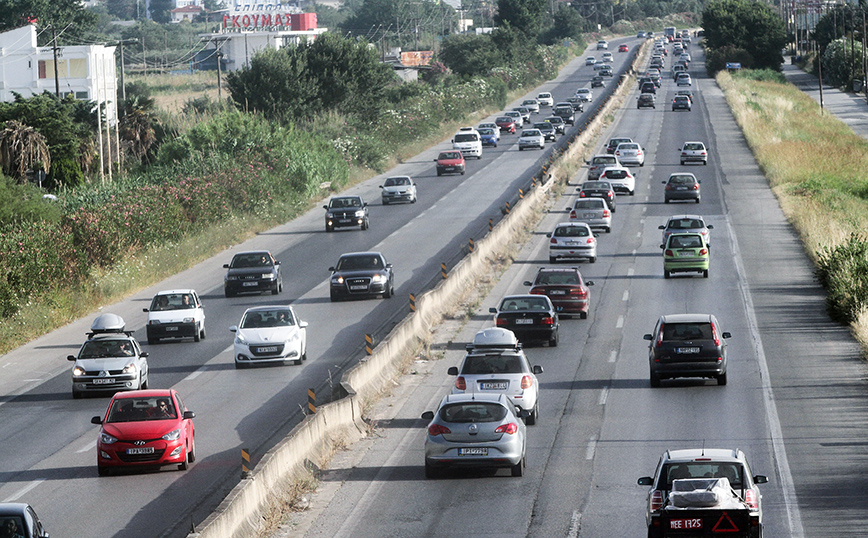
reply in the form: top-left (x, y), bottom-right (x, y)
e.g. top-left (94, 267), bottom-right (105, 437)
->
top-left (616, 315), bottom-right (624, 329)
top-left (631, 249), bottom-right (637, 255)
top-left (3, 480), bottom-right (44, 502)
top-left (184, 366), bottom-right (209, 381)
top-left (598, 386), bottom-right (609, 405)
top-left (567, 510), bottom-right (582, 538)
top-left (608, 350), bottom-right (617, 363)
top-left (726, 215), bottom-right (805, 537)
top-left (585, 435), bottom-right (597, 460)
top-left (627, 267), bottom-right (635, 276)
top-left (76, 440), bottom-right (96, 453)
top-left (637, 231), bottom-right (642, 238)
top-left (622, 290), bottom-right (629, 301)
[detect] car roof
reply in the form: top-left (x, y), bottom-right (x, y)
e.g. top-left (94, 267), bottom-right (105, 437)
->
top-left (658, 313), bottom-right (715, 323)
top-left (243, 305), bottom-right (294, 314)
top-left (501, 293), bottom-right (551, 302)
top-left (339, 251), bottom-right (383, 259)
top-left (154, 289), bottom-right (196, 296)
top-left (111, 388), bottom-right (175, 400)
top-left (555, 221), bottom-right (592, 228)
top-left (667, 214), bottom-right (705, 221)
top-left (0, 503), bottom-right (30, 516)
top-left (536, 265), bottom-right (583, 273)
top-left (662, 448), bottom-right (745, 462)
top-left (440, 392), bottom-right (510, 405)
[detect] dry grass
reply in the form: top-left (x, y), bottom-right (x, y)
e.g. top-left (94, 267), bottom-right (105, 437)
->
top-left (718, 71), bottom-right (868, 355)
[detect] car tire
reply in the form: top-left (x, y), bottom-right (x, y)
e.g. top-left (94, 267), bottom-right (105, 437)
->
top-left (717, 372), bottom-right (728, 386)
top-left (325, 224), bottom-right (334, 233)
top-left (680, 161), bottom-right (685, 165)
top-left (383, 283), bottom-right (393, 299)
top-left (650, 372), bottom-right (662, 387)
top-left (436, 170), bottom-right (442, 177)
top-left (460, 169), bottom-right (465, 175)
top-left (382, 199), bottom-right (389, 206)
top-left (97, 466), bottom-right (111, 477)
top-left (148, 336), bottom-right (158, 345)
top-left (225, 289), bottom-right (235, 298)
top-left (549, 256), bottom-right (557, 263)
top-left (695, 198), bottom-right (701, 204)
top-left (511, 456), bottom-right (525, 477)
top-left (302, 348), bottom-right (308, 361)
top-left (526, 403), bottom-right (538, 426)
top-left (664, 270), bottom-right (671, 279)
top-left (194, 323), bottom-right (201, 342)
top-left (200, 325), bottom-right (206, 340)
top-left (703, 269), bottom-right (709, 278)
top-left (605, 227), bottom-right (611, 233)
top-left (630, 190), bottom-right (635, 196)
top-left (424, 463), bottom-right (439, 480)
top-left (640, 162), bottom-right (644, 167)
top-left (141, 375), bottom-right (148, 390)
top-left (703, 161), bottom-right (707, 165)
top-left (589, 256), bottom-right (596, 263)
top-left (330, 291), bottom-right (340, 302)
top-left (665, 198), bottom-right (670, 204)
top-left (580, 311), bottom-right (588, 319)
top-left (361, 219), bottom-right (369, 231)
top-left (519, 147), bottom-right (523, 151)
top-left (187, 437), bottom-right (196, 463)
top-left (549, 331), bottom-right (559, 347)
top-left (73, 391), bottom-right (82, 400)
top-left (178, 453), bottom-right (189, 471)
top-left (271, 286), bottom-right (280, 295)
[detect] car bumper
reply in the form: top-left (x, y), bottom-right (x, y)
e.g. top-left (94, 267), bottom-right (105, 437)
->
top-left (97, 438), bottom-right (188, 469)
top-left (663, 258), bottom-right (709, 272)
top-left (73, 375), bottom-right (140, 394)
top-left (650, 359), bottom-right (725, 378)
top-left (665, 191), bottom-right (700, 201)
top-left (437, 165), bottom-right (464, 175)
top-left (550, 246), bottom-right (597, 261)
top-left (331, 282), bottom-right (389, 299)
top-left (425, 438), bottom-right (524, 468)
top-left (234, 341), bottom-right (303, 365)
top-left (507, 326), bottom-right (557, 343)
top-left (224, 279), bottom-right (279, 294)
top-left (519, 141), bottom-right (544, 149)
top-left (147, 322), bottom-right (197, 341)
top-left (548, 297), bottom-right (590, 313)
top-left (382, 193), bottom-right (414, 203)
top-left (571, 217), bottom-right (611, 229)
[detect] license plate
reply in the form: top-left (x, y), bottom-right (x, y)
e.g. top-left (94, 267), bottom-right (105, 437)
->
top-left (93, 378), bottom-right (115, 385)
top-left (257, 346), bottom-right (279, 353)
top-left (127, 447), bottom-right (155, 455)
top-left (676, 347), bottom-right (700, 354)
top-left (165, 326), bottom-right (178, 331)
top-left (458, 447), bottom-right (488, 456)
top-left (350, 285), bottom-right (367, 291)
top-left (678, 251), bottom-right (695, 257)
top-left (242, 281), bottom-right (258, 287)
top-left (338, 219), bottom-right (352, 224)
top-left (583, 213), bottom-right (597, 218)
top-left (589, 193), bottom-right (602, 197)
top-left (515, 318), bottom-right (534, 325)
top-left (676, 186), bottom-right (688, 190)
top-left (670, 519), bottom-right (702, 530)
top-left (480, 382), bottom-right (508, 390)
top-left (550, 290), bottom-right (566, 295)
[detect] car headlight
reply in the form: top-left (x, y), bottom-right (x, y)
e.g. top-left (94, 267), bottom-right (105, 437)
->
top-left (235, 332), bottom-right (248, 345)
top-left (371, 274), bottom-right (386, 284)
top-left (162, 429), bottom-right (182, 441)
top-left (148, 319), bottom-right (161, 326)
top-left (331, 276), bottom-right (344, 284)
top-left (354, 210), bottom-right (366, 218)
top-left (73, 366), bottom-right (86, 377)
top-left (183, 317), bottom-right (194, 323)
top-left (226, 275), bottom-right (239, 281)
top-left (122, 364), bottom-right (138, 375)
top-left (100, 432), bottom-right (118, 444)
top-left (261, 273), bottom-right (275, 280)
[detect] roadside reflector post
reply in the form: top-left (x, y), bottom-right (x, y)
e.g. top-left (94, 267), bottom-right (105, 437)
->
top-left (519, 188), bottom-right (524, 199)
top-left (365, 334), bottom-right (373, 355)
top-left (409, 293), bottom-right (416, 312)
top-left (441, 263), bottom-right (447, 279)
top-left (468, 238), bottom-right (475, 252)
top-left (241, 448), bottom-right (251, 476)
top-left (488, 218), bottom-right (493, 232)
top-left (307, 388), bottom-right (316, 414)
top-left (505, 201), bottom-right (510, 213)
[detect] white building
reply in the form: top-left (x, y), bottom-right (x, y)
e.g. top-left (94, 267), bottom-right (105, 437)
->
top-left (0, 25), bottom-right (118, 122)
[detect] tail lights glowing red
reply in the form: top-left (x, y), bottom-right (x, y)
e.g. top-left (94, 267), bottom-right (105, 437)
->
top-left (521, 375), bottom-right (533, 389)
top-left (455, 377), bottom-right (466, 390)
top-left (656, 325), bottom-right (665, 347)
top-left (745, 489), bottom-right (759, 510)
top-left (428, 423), bottom-right (451, 436)
top-left (495, 422), bottom-right (519, 434)
top-left (541, 316), bottom-right (554, 326)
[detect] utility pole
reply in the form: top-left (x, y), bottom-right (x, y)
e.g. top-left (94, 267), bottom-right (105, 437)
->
top-left (51, 25), bottom-right (60, 97)
top-left (115, 39), bottom-right (138, 101)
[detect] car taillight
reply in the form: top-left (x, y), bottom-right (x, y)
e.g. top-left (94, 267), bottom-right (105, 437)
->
top-left (428, 424), bottom-right (451, 436)
top-left (650, 490), bottom-right (664, 511)
top-left (495, 422), bottom-right (519, 434)
top-left (681, 152), bottom-right (688, 157)
top-left (744, 489), bottom-right (759, 510)
top-left (569, 210), bottom-right (577, 218)
top-left (711, 322), bottom-right (721, 345)
top-left (656, 325), bottom-right (665, 347)
top-left (541, 316), bottom-right (554, 325)
top-left (603, 209), bottom-right (610, 217)
top-left (571, 287), bottom-right (587, 297)
top-left (579, 191), bottom-right (587, 198)
top-left (495, 317), bottom-right (507, 327)
top-left (521, 375), bottom-right (533, 389)
top-left (692, 183), bottom-right (699, 190)
top-left (699, 248), bottom-right (708, 255)
top-left (529, 288), bottom-right (545, 296)
top-left (664, 249), bottom-right (674, 256)
top-left (455, 377), bottom-right (466, 390)
top-left (587, 237), bottom-right (596, 244)
top-left (665, 183), bottom-right (673, 190)
top-left (607, 191), bottom-right (614, 199)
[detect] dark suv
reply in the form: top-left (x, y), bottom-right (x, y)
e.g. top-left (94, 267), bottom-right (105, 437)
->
top-left (638, 448), bottom-right (768, 538)
top-left (643, 313), bottom-right (730, 386)
top-left (324, 195), bottom-right (369, 232)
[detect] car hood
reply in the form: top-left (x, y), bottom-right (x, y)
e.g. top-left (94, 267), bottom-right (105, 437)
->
top-left (102, 419), bottom-right (181, 440)
top-left (334, 269), bottom-right (388, 278)
top-left (226, 266), bottom-right (275, 277)
top-left (382, 185), bottom-right (413, 194)
top-left (236, 326), bottom-right (300, 343)
top-left (75, 357), bottom-right (136, 370)
top-left (148, 310), bottom-right (198, 323)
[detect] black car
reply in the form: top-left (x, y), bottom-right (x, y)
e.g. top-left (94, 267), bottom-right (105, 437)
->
top-left (591, 75), bottom-right (604, 87)
top-left (578, 180), bottom-right (616, 212)
top-left (553, 103), bottom-right (575, 124)
top-left (324, 195), bottom-right (369, 232)
top-left (533, 121), bottom-right (557, 141)
top-left (606, 136), bottom-right (633, 154)
top-left (329, 251), bottom-right (394, 301)
top-left (638, 93), bottom-right (656, 109)
top-left (643, 313), bottom-right (731, 387)
top-left (598, 64), bottom-right (613, 76)
top-left (223, 250), bottom-right (283, 297)
top-left (672, 95), bottom-right (692, 111)
top-left (565, 96), bottom-right (585, 112)
top-left (489, 294), bottom-right (559, 347)
top-left (0, 503), bottom-right (49, 538)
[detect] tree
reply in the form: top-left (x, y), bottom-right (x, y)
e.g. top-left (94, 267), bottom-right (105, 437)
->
top-left (539, 4), bottom-right (587, 45)
top-left (104, 0), bottom-right (139, 21)
top-left (495, 0), bottom-right (547, 36)
top-left (702, 0), bottom-right (787, 72)
top-left (0, 120), bottom-right (50, 183)
top-left (148, 0), bottom-right (173, 24)
top-left (0, 0), bottom-right (98, 45)
top-left (438, 34), bottom-right (501, 77)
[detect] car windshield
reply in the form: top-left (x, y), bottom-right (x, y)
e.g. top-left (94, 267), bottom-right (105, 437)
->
top-left (439, 152), bottom-right (461, 160)
top-left (604, 169), bottom-right (627, 179)
top-left (440, 402), bottom-right (508, 423)
top-left (150, 293), bottom-right (194, 311)
top-left (108, 397), bottom-right (177, 422)
top-left (575, 199), bottom-right (604, 209)
top-left (534, 123), bottom-right (552, 131)
top-left (329, 197), bottom-right (362, 209)
top-left (669, 219), bottom-right (704, 229)
top-left (499, 297), bottom-right (551, 311)
top-left (669, 175), bottom-right (696, 185)
top-left (593, 157), bottom-right (616, 165)
top-left (547, 117), bottom-right (563, 124)
top-left (496, 117), bottom-right (513, 123)
top-left (521, 130), bottom-right (542, 137)
top-left (461, 354), bottom-right (524, 374)
top-left (80, 339), bottom-right (135, 359)
top-left (663, 463), bottom-right (744, 488)
top-left (231, 253), bottom-right (273, 268)
top-left (241, 309), bottom-right (294, 329)
top-left (478, 128), bottom-right (495, 135)
top-left (535, 270), bottom-right (582, 285)
top-left (583, 182), bottom-right (608, 189)
top-left (336, 255), bottom-right (383, 271)
top-left (662, 322), bottom-right (712, 340)
top-left (384, 177), bottom-right (410, 187)
top-left (454, 133), bottom-right (478, 142)
top-left (620, 144), bottom-right (639, 150)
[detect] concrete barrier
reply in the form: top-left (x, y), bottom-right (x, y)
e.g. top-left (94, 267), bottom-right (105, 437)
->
top-left (186, 39), bottom-right (651, 538)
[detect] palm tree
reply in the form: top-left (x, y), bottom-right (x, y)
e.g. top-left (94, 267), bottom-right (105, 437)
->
top-left (0, 120), bottom-right (51, 183)
top-left (119, 95), bottom-right (158, 164)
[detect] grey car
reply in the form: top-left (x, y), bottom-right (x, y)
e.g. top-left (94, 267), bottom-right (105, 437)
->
top-left (547, 221), bottom-right (598, 262)
top-left (568, 198), bottom-right (612, 233)
top-left (422, 392), bottom-right (528, 478)
top-left (534, 121), bottom-right (557, 141)
top-left (679, 141), bottom-right (708, 165)
top-left (68, 313), bottom-right (149, 398)
top-left (643, 313), bottom-right (731, 386)
top-left (379, 175), bottom-right (417, 205)
top-left (663, 173), bottom-right (701, 203)
top-left (586, 154), bottom-right (620, 180)
top-left (659, 214), bottom-right (713, 247)
top-left (638, 448), bottom-right (768, 538)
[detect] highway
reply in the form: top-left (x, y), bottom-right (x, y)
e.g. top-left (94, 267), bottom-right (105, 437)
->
top-left (282, 39), bottom-right (868, 538)
top-left (0, 36), bottom-right (648, 538)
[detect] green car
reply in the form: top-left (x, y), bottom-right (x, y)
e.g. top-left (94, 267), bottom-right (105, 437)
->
top-left (661, 232), bottom-right (709, 278)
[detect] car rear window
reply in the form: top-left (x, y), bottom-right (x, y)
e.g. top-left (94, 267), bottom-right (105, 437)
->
top-left (662, 463), bottom-right (744, 488)
top-left (669, 219), bottom-right (704, 229)
top-left (439, 152), bottom-right (461, 160)
top-left (669, 175), bottom-right (696, 185)
top-left (440, 402), bottom-right (508, 423)
top-left (535, 271), bottom-right (582, 285)
top-left (500, 297), bottom-right (551, 311)
top-left (662, 322), bottom-right (712, 340)
top-left (554, 225), bottom-right (590, 237)
top-left (575, 199), bottom-right (604, 209)
top-left (461, 354), bottom-right (524, 375)
top-left (603, 169), bottom-right (627, 179)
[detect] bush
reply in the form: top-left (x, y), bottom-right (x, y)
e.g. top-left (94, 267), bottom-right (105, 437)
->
top-left (816, 234), bottom-right (868, 323)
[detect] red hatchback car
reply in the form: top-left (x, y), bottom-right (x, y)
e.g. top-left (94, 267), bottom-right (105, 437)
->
top-left (524, 267), bottom-right (595, 319)
top-left (618, 44), bottom-right (629, 52)
top-left (495, 115), bottom-right (518, 134)
top-left (91, 389), bottom-right (195, 476)
top-left (435, 150), bottom-right (466, 176)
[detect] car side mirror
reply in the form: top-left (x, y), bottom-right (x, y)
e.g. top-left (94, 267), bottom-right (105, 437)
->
top-left (662, 181), bottom-right (667, 184)
top-left (421, 411), bottom-right (434, 420)
top-left (707, 224), bottom-right (714, 229)
top-left (229, 325), bottom-right (238, 332)
top-left (363, 202), bottom-right (368, 207)
top-left (299, 321), bottom-right (309, 329)
top-left (183, 411), bottom-right (196, 419)
top-left (586, 280), bottom-right (595, 286)
top-left (447, 366), bottom-right (458, 375)
top-left (643, 334), bottom-right (653, 340)
top-left (532, 365), bottom-right (543, 374)
top-left (523, 281), bottom-right (532, 286)
top-left (142, 307), bottom-right (150, 313)
top-left (753, 475), bottom-right (769, 484)
top-left (566, 207), bottom-right (572, 211)
top-left (379, 186), bottom-right (383, 189)
top-left (489, 307), bottom-right (497, 313)
top-left (140, 352), bottom-right (149, 358)
top-left (91, 416), bottom-right (103, 425)
top-left (67, 355), bottom-right (77, 361)
top-left (323, 205), bottom-right (328, 210)
top-left (660, 245), bottom-right (665, 249)
top-left (223, 263), bottom-right (230, 268)
top-left (328, 266), bottom-right (335, 272)
top-left (274, 261), bottom-right (281, 265)
top-left (658, 225), bottom-right (665, 230)
top-left (433, 158), bottom-right (437, 161)
top-left (385, 263), bottom-right (393, 269)
top-left (722, 332), bottom-right (732, 339)
top-left (637, 476), bottom-right (654, 486)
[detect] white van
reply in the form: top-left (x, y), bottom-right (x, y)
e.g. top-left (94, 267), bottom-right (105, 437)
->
top-left (452, 127), bottom-right (482, 159)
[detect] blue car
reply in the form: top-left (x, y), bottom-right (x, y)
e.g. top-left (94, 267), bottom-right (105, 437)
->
top-left (478, 127), bottom-right (498, 147)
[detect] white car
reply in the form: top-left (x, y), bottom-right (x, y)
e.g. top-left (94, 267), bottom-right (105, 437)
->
top-left (599, 166), bottom-right (636, 196)
top-left (613, 142), bottom-right (645, 167)
top-left (143, 289), bottom-right (206, 344)
top-left (447, 328), bottom-right (544, 424)
top-left (230, 306), bottom-right (308, 368)
top-left (585, 56), bottom-right (597, 66)
top-left (596, 40), bottom-right (608, 50)
top-left (680, 141), bottom-right (708, 165)
top-left (380, 175), bottom-right (417, 205)
top-left (518, 129), bottom-right (545, 150)
top-left (521, 99), bottom-right (540, 113)
top-left (575, 88), bottom-right (593, 102)
top-left (547, 221), bottom-right (597, 263)
top-left (536, 92), bottom-right (554, 107)
top-left (601, 52), bottom-right (613, 63)
top-left (69, 314), bottom-right (150, 398)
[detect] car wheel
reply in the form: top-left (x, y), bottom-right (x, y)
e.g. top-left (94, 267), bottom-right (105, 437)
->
top-left (73, 390), bottom-right (82, 399)
top-left (148, 337), bottom-right (158, 345)
top-left (193, 323), bottom-right (201, 342)
top-left (200, 325), bottom-right (206, 340)
top-left (330, 291), bottom-right (339, 302)
top-left (302, 348), bottom-right (308, 361)
top-left (424, 463), bottom-right (439, 479)
top-left (271, 285), bottom-right (280, 295)
top-left (589, 256), bottom-right (596, 263)
top-left (580, 311), bottom-right (588, 319)
top-left (703, 269), bottom-right (709, 278)
top-left (187, 437), bottom-right (196, 463)
top-left (361, 219), bottom-right (369, 231)
top-left (680, 161), bottom-right (685, 165)
top-left (325, 224), bottom-right (333, 233)
top-left (436, 170), bottom-right (442, 177)
top-left (519, 147), bottom-right (524, 151)
top-left (703, 161), bottom-right (707, 165)
top-left (717, 372), bottom-right (728, 386)
top-left (460, 169), bottom-right (465, 175)
top-left (511, 456), bottom-right (525, 477)
top-left (526, 402), bottom-right (538, 426)
top-left (225, 289), bottom-right (235, 298)
top-left (178, 453), bottom-right (189, 471)
top-left (665, 198), bottom-right (670, 204)
top-left (630, 190), bottom-right (635, 196)
top-left (141, 375), bottom-right (148, 390)
top-left (640, 162), bottom-right (644, 167)
top-left (650, 372), bottom-right (662, 387)
top-left (235, 360), bottom-right (248, 369)
top-left (549, 330), bottom-right (559, 347)
top-left (383, 283), bottom-right (393, 299)
top-left (98, 466), bottom-right (111, 477)
top-left (664, 270), bottom-right (671, 279)
top-left (412, 197), bottom-right (417, 203)
top-left (605, 227), bottom-right (611, 233)
top-left (382, 199), bottom-right (389, 206)
top-left (549, 256), bottom-right (557, 264)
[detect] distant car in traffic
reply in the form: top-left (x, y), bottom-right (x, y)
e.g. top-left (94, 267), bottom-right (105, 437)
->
top-left (672, 95), bottom-right (692, 111)
top-left (613, 142), bottom-right (645, 167)
top-left (521, 98), bottom-right (540, 113)
top-left (143, 289), bottom-right (205, 344)
top-left (329, 251), bottom-right (395, 301)
top-left (661, 233), bottom-right (710, 279)
top-left (637, 93), bottom-right (656, 109)
top-left (69, 313), bottom-right (149, 399)
top-left (490, 294), bottom-right (560, 347)
top-left (659, 215), bottom-right (713, 248)
top-left (619, 43), bottom-right (629, 52)
top-left (680, 141), bottom-right (708, 165)
top-left (544, 115), bottom-right (566, 134)
top-left (536, 92), bottom-right (554, 107)
top-left (546, 222), bottom-right (598, 263)
top-left (586, 154), bottom-right (620, 180)
top-left (599, 166), bottom-right (636, 196)
top-left (323, 196), bottom-right (369, 232)
top-left (518, 129), bottom-right (545, 151)
top-left (435, 150), bottom-right (466, 176)
top-left (477, 127), bottom-right (499, 148)
top-left (578, 180), bottom-right (616, 212)
top-left (553, 103), bottom-right (576, 124)
top-left (223, 250), bottom-right (283, 296)
top-left (380, 175), bottom-right (417, 205)
top-left (534, 121), bottom-right (557, 142)
top-left (525, 265), bottom-right (595, 317)
top-left (230, 305), bottom-right (308, 367)
top-left (495, 116), bottom-right (518, 134)
top-left (606, 136), bottom-right (633, 154)
top-left (643, 314), bottom-right (729, 385)
top-left (567, 198), bottom-right (612, 233)
top-left (575, 88), bottom-right (593, 102)
top-left (664, 173), bottom-right (702, 203)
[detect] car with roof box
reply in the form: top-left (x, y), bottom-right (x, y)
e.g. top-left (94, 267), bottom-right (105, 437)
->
top-left (452, 127), bottom-right (482, 159)
top-left (69, 313), bottom-right (150, 398)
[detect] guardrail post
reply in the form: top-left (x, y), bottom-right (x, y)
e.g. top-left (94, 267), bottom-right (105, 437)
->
top-left (488, 218), bottom-right (493, 232)
top-left (505, 201), bottom-right (510, 214)
top-left (468, 238), bottom-right (475, 252)
top-left (519, 188), bottom-right (524, 199)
